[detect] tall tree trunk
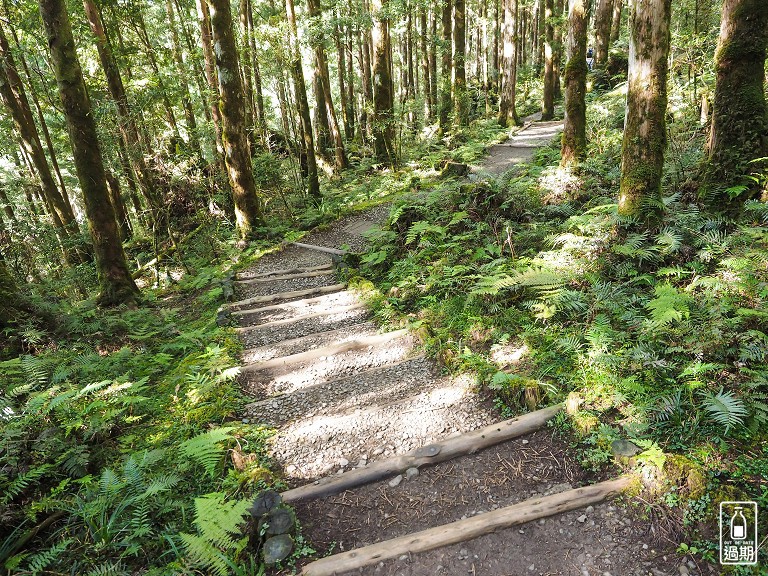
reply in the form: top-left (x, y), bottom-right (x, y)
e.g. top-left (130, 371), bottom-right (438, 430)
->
top-left (285, 0), bottom-right (321, 197)
top-left (307, 0), bottom-right (348, 171)
top-left (703, 0), bottom-right (768, 205)
top-left (39, 0), bottom-right (138, 305)
top-left (238, 0), bottom-right (257, 151)
top-left (345, 22), bottom-right (356, 139)
top-left (196, 0), bottom-right (226, 166)
top-left (0, 186), bottom-right (16, 222)
top-left (610, 0), bottom-right (623, 42)
top-left (497, 0), bottom-right (520, 127)
top-left (541, 0), bottom-right (555, 119)
top-left (593, 0), bottom-right (613, 66)
top-left (209, 0), bottom-right (264, 235)
top-left (106, 170), bottom-right (132, 241)
top-left (165, 0), bottom-right (202, 157)
top-left (429, 8), bottom-right (439, 119)
top-left (172, 0), bottom-right (212, 126)
top-left (560, 0), bottom-right (591, 165)
top-left (454, 0), bottom-right (468, 126)
top-left (81, 0), bottom-right (159, 214)
top-left (335, 22), bottom-right (354, 140)
top-left (421, 9), bottom-right (433, 120)
top-left (553, 0), bottom-right (564, 98)
top-left (246, 0), bottom-right (266, 144)
top-left (439, 0), bottom-right (453, 134)
top-left (371, 0), bottom-right (395, 164)
top-left (492, 0), bottom-right (500, 88)
top-left (617, 0), bottom-right (672, 217)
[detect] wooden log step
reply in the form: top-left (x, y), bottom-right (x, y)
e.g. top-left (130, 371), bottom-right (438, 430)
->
top-left (234, 269), bottom-right (335, 285)
top-left (234, 303), bottom-right (368, 333)
top-left (301, 475), bottom-right (634, 576)
top-left (232, 290), bottom-right (359, 326)
top-left (228, 284), bottom-right (347, 311)
top-left (242, 329), bottom-right (410, 373)
top-left (281, 404), bottom-right (562, 504)
top-left (236, 263), bottom-right (334, 281)
top-left (291, 242), bottom-right (347, 256)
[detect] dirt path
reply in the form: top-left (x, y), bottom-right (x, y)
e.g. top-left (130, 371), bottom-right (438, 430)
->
top-left (231, 126), bottom-right (712, 576)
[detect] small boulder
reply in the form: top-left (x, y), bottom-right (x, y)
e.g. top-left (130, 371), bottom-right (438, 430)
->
top-left (263, 534), bottom-right (293, 566)
top-left (249, 490), bottom-right (282, 518)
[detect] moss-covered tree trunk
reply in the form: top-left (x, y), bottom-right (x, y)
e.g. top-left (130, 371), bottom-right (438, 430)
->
top-left (81, 0), bottom-right (159, 216)
top-left (0, 251), bottom-right (18, 329)
top-left (438, 0), bottom-right (453, 134)
top-left (0, 23), bottom-right (80, 256)
top-left (285, 0), bottom-right (321, 197)
top-left (617, 0), bottom-right (671, 218)
top-left (541, 0), bottom-right (555, 119)
top-left (196, 0), bottom-right (226, 167)
top-left (704, 0), bottom-right (768, 205)
top-left (553, 0), bottom-right (564, 98)
top-left (593, 0), bottom-right (613, 66)
top-left (372, 0), bottom-right (395, 164)
top-left (39, 0), bottom-right (139, 306)
top-left (497, 0), bottom-right (520, 127)
top-left (209, 0), bottom-right (264, 235)
top-left (453, 0), bottom-right (469, 126)
top-left (610, 0), bottom-right (623, 42)
top-left (560, 0), bottom-right (590, 166)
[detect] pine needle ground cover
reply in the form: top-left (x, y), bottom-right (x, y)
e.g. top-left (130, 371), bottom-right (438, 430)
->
top-left (356, 88), bottom-right (768, 567)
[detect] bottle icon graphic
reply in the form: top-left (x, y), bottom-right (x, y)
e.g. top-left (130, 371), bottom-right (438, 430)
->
top-left (731, 507), bottom-right (747, 540)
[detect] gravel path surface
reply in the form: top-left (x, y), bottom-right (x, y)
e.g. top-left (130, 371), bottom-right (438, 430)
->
top-left (235, 272), bottom-right (339, 300)
top-left (235, 289), bottom-right (359, 326)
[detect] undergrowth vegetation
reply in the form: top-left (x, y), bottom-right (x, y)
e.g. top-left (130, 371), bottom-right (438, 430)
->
top-left (357, 84), bottom-right (768, 566)
top-left (0, 119), bottom-right (507, 575)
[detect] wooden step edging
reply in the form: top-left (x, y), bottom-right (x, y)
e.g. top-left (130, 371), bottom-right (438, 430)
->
top-left (236, 263), bottom-right (334, 281)
top-left (234, 303), bottom-right (368, 333)
top-left (301, 475), bottom-right (634, 576)
top-left (229, 284), bottom-right (347, 311)
top-left (291, 241), bottom-right (347, 256)
top-left (281, 404), bottom-right (562, 504)
top-left (240, 329), bottom-right (410, 374)
top-left (232, 290), bottom-right (356, 320)
top-left (234, 269), bottom-right (336, 285)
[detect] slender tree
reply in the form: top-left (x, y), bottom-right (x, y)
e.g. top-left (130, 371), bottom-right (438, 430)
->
top-left (438, 0), bottom-right (452, 133)
top-left (703, 0), bottom-right (768, 205)
top-left (617, 0), bottom-right (672, 217)
top-left (284, 0), bottom-right (321, 196)
top-left (371, 0), bottom-right (395, 163)
top-left (196, 0), bottom-right (226, 164)
top-left (560, 0), bottom-right (591, 165)
top-left (39, 0), bottom-right (139, 305)
top-left (541, 0), bottom-right (555, 119)
top-left (610, 0), bottom-right (623, 42)
top-left (209, 0), bottom-right (264, 235)
top-left (497, 0), bottom-right (520, 127)
top-left (454, 0), bottom-right (469, 125)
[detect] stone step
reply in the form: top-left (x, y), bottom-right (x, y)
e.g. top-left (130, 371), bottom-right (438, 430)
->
top-left (235, 303), bottom-right (371, 349)
top-left (243, 356), bottom-right (436, 429)
top-left (240, 321), bottom-right (380, 364)
top-left (268, 374), bottom-right (495, 480)
top-left (240, 329), bottom-right (413, 396)
top-left (234, 271), bottom-right (339, 301)
top-left (233, 289), bottom-right (360, 326)
top-left (234, 268), bottom-right (335, 286)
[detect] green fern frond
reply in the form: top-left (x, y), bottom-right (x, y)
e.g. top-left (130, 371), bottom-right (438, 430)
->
top-left (179, 427), bottom-right (236, 478)
top-left (645, 283), bottom-right (690, 328)
top-left (700, 389), bottom-right (747, 432)
top-left (1, 464), bottom-right (53, 506)
top-left (179, 533), bottom-right (230, 576)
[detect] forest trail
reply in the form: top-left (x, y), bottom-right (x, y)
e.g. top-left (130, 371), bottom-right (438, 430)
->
top-left (230, 124), bottom-right (706, 576)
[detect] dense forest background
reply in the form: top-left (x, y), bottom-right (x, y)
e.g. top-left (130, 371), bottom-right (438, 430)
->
top-left (0, 0), bottom-right (767, 572)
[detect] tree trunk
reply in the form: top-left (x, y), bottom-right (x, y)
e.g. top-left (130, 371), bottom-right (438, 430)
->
top-left (617, 0), bottom-right (672, 217)
top-left (594, 0), bottom-right (613, 66)
top-left (497, 0), bottom-right (520, 127)
top-left (439, 0), bottom-right (453, 134)
top-left (106, 170), bottom-right (132, 241)
top-left (81, 0), bottom-right (159, 214)
top-left (39, 0), bottom-right (138, 306)
top-left (0, 23), bottom-right (79, 239)
top-left (246, 0), bottom-right (267, 144)
top-left (0, 251), bottom-right (19, 329)
top-left (560, 0), bottom-right (591, 166)
top-left (421, 9), bottom-right (433, 120)
top-left (371, 0), bottom-right (395, 164)
top-left (172, 0), bottom-right (212, 127)
top-left (553, 0), bottom-right (564, 98)
top-left (430, 8), bottom-right (439, 120)
top-left (454, 0), bottom-right (468, 126)
top-left (166, 0), bottom-right (202, 157)
top-left (541, 0), bottom-right (555, 119)
top-left (703, 0), bottom-right (768, 205)
top-left (610, 0), bottom-right (623, 42)
top-left (307, 0), bottom-right (347, 171)
top-left (237, 0), bottom-right (257, 152)
top-left (334, 22), bottom-right (354, 140)
top-left (196, 0), bottom-right (226, 165)
top-left (285, 0), bottom-right (321, 197)
top-left (209, 0), bottom-right (265, 235)
top-left (0, 186), bottom-right (16, 222)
